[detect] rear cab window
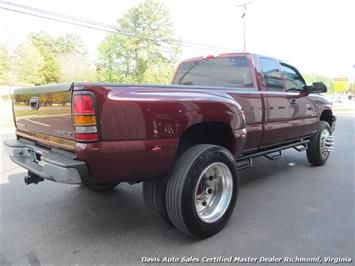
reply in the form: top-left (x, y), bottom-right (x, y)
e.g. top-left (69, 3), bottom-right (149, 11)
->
top-left (173, 56), bottom-right (254, 89)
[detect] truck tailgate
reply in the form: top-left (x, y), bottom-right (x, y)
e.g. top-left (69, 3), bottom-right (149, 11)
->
top-left (13, 83), bottom-right (75, 151)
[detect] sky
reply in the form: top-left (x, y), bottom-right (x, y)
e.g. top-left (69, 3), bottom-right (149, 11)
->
top-left (0, 0), bottom-right (354, 79)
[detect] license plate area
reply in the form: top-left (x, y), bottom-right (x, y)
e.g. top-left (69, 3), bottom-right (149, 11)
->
top-left (27, 148), bottom-right (43, 164)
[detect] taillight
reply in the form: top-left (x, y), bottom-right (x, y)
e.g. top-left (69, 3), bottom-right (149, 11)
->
top-left (75, 133), bottom-right (98, 141)
top-left (74, 115), bottom-right (97, 125)
top-left (73, 92), bottom-right (99, 142)
top-left (74, 95), bottom-right (95, 114)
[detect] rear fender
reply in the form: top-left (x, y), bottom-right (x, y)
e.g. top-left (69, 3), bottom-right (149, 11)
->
top-left (178, 100), bottom-right (247, 155)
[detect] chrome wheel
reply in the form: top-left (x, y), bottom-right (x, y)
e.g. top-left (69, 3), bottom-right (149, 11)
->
top-left (319, 129), bottom-right (331, 159)
top-left (194, 162), bottom-right (233, 224)
top-left (166, 144), bottom-right (239, 238)
top-left (307, 121), bottom-right (333, 166)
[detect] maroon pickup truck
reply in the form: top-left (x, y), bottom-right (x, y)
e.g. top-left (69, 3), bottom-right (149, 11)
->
top-left (5, 53), bottom-right (336, 238)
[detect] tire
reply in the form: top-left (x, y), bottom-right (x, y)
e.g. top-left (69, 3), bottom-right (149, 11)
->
top-left (165, 144), bottom-right (239, 238)
top-left (84, 182), bottom-right (119, 192)
top-left (307, 121), bottom-right (332, 166)
top-left (143, 178), bottom-right (173, 226)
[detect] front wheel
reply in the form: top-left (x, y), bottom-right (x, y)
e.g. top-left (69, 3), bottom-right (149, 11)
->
top-left (165, 144), bottom-right (239, 238)
top-left (307, 121), bottom-right (333, 166)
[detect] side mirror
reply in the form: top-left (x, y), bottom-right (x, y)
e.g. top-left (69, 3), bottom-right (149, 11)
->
top-left (312, 82), bottom-right (327, 93)
top-left (304, 82), bottom-right (327, 94)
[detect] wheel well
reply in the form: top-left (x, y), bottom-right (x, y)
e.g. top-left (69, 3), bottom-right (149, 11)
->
top-left (320, 110), bottom-right (333, 127)
top-left (176, 122), bottom-right (235, 156)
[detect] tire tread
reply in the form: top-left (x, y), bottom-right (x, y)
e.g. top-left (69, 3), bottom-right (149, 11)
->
top-left (307, 121), bottom-right (331, 166)
top-left (166, 144), bottom-right (216, 236)
top-left (143, 179), bottom-right (172, 225)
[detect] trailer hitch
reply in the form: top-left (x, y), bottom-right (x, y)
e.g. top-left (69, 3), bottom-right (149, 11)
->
top-left (24, 171), bottom-right (44, 185)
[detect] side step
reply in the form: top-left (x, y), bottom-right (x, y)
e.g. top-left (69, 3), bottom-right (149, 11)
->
top-left (237, 158), bottom-right (253, 170)
top-left (264, 150), bottom-right (282, 160)
top-left (293, 144), bottom-right (308, 152)
top-left (236, 140), bottom-right (310, 170)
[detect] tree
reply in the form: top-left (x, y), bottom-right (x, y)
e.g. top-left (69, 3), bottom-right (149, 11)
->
top-left (58, 53), bottom-right (96, 82)
top-left (13, 41), bottom-right (45, 85)
top-left (55, 32), bottom-right (87, 56)
top-left (3, 32), bottom-right (91, 86)
top-left (27, 32), bottom-right (89, 84)
top-left (0, 45), bottom-right (10, 85)
top-left (97, 0), bottom-right (181, 84)
top-left (55, 33), bottom-right (94, 82)
top-left (29, 32), bottom-right (61, 83)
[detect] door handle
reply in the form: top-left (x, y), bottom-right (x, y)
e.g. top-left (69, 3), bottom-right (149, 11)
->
top-left (289, 99), bottom-right (297, 105)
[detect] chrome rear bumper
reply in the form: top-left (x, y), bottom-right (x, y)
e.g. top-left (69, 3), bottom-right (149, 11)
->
top-left (4, 138), bottom-right (88, 184)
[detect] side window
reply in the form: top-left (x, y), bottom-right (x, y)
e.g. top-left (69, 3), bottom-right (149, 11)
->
top-left (260, 58), bottom-right (284, 90)
top-left (281, 64), bottom-right (306, 91)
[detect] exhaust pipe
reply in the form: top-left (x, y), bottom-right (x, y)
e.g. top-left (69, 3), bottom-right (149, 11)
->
top-left (24, 172), bottom-right (44, 185)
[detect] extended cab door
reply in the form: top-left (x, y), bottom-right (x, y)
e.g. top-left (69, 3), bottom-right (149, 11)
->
top-left (258, 57), bottom-right (291, 145)
top-left (280, 63), bottom-right (318, 139)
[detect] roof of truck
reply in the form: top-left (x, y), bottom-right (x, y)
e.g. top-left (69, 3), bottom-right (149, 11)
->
top-left (179, 52), bottom-right (287, 65)
top-left (180, 52), bottom-right (252, 64)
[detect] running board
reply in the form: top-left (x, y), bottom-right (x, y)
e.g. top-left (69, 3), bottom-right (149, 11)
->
top-left (293, 143), bottom-right (308, 152)
top-left (236, 139), bottom-right (310, 170)
top-left (237, 158), bottom-right (253, 170)
top-left (264, 150), bottom-right (282, 160)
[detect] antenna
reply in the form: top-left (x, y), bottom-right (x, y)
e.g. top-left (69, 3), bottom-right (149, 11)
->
top-left (236, 1), bottom-right (253, 52)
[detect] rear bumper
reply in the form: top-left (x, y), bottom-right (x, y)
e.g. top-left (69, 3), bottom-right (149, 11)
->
top-left (4, 138), bottom-right (89, 184)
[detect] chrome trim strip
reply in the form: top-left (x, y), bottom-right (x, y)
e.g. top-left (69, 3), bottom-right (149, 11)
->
top-left (16, 129), bottom-right (75, 152)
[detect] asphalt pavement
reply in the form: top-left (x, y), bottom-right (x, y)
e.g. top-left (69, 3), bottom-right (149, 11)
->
top-left (0, 114), bottom-right (354, 265)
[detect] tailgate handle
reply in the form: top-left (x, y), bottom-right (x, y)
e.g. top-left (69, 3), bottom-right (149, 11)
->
top-left (30, 97), bottom-right (40, 110)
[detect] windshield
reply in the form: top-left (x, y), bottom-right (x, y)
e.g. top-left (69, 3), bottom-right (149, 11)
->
top-left (173, 56), bottom-right (253, 88)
